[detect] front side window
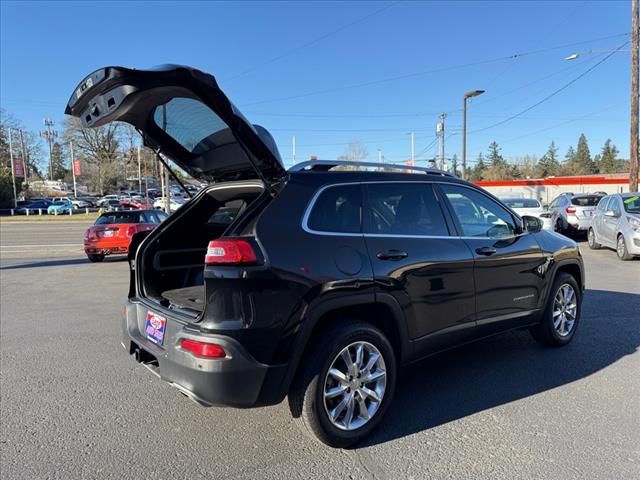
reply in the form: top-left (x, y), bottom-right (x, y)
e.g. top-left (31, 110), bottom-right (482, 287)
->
top-left (441, 185), bottom-right (516, 238)
top-left (365, 183), bottom-right (449, 236)
top-left (307, 184), bottom-right (361, 234)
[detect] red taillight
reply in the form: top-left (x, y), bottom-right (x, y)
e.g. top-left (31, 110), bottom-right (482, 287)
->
top-left (205, 238), bottom-right (258, 265)
top-left (180, 339), bottom-right (226, 358)
top-left (566, 207), bottom-right (576, 214)
top-left (126, 225), bottom-right (138, 237)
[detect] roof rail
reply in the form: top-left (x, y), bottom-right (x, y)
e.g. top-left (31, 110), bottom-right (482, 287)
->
top-left (288, 160), bottom-right (454, 177)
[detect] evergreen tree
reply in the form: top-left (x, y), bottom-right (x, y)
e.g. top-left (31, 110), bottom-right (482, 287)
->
top-left (50, 142), bottom-right (68, 180)
top-left (469, 153), bottom-right (486, 181)
top-left (566, 133), bottom-right (595, 175)
top-left (486, 141), bottom-right (507, 168)
top-left (537, 141), bottom-right (560, 177)
top-left (597, 139), bottom-right (619, 173)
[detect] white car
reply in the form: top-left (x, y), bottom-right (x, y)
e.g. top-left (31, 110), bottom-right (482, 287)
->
top-left (501, 197), bottom-right (553, 230)
top-left (153, 196), bottom-right (186, 212)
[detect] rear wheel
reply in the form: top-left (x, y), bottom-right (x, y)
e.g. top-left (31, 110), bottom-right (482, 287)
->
top-left (87, 254), bottom-right (105, 263)
top-left (288, 321), bottom-right (397, 448)
top-left (530, 272), bottom-right (581, 347)
top-left (616, 234), bottom-right (633, 261)
top-left (587, 228), bottom-right (601, 249)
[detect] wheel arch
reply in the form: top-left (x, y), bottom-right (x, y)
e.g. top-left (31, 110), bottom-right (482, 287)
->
top-left (281, 293), bottom-right (410, 397)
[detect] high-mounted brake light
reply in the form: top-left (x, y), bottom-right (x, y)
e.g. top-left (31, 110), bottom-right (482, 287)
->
top-left (205, 239), bottom-right (258, 265)
top-left (566, 207), bottom-right (577, 214)
top-left (180, 339), bottom-right (226, 359)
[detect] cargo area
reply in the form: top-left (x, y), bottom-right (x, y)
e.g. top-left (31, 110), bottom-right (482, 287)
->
top-left (137, 182), bottom-right (265, 316)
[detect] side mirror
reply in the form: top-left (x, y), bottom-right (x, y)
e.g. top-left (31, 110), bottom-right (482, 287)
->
top-left (604, 210), bottom-right (620, 218)
top-left (521, 215), bottom-right (543, 233)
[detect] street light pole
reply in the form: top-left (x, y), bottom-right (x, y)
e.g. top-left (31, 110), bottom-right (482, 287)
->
top-left (461, 89), bottom-right (485, 180)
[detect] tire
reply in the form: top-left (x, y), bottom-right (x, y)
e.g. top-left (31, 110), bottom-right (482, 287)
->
top-left (288, 321), bottom-right (397, 448)
top-left (87, 254), bottom-right (105, 263)
top-left (616, 234), bottom-right (633, 261)
top-left (587, 228), bottom-right (601, 249)
top-left (530, 272), bottom-right (581, 347)
top-left (554, 218), bottom-right (564, 234)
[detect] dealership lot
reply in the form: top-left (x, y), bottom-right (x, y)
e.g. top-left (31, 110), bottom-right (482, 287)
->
top-left (1, 220), bottom-right (638, 480)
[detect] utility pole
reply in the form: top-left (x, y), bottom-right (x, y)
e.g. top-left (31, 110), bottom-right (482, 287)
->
top-left (8, 129), bottom-right (18, 208)
top-left (40, 118), bottom-right (57, 181)
top-left (292, 135), bottom-right (296, 166)
top-left (69, 141), bottom-right (77, 198)
top-left (630, 0), bottom-right (639, 192)
top-left (437, 113), bottom-right (447, 170)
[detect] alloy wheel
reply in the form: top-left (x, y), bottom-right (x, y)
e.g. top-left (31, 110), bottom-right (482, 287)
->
top-left (323, 341), bottom-right (386, 431)
top-left (553, 283), bottom-right (577, 337)
top-left (617, 236), bottom-right (626, 258)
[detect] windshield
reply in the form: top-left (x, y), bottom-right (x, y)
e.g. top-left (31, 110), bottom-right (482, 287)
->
top-left (502, 199), bottom-right (540, 208)
top-left (623, 195), bottom-right (640, 213)
top-left (571, 196), bottom-right (602, 207)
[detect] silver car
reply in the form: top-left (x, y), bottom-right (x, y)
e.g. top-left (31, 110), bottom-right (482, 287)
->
top-left (588, 193), bottom-right (640, 260)
top-left (548, 193), bottom-right (604, 234)
top-left (500, 197), bottom-right (554, 230)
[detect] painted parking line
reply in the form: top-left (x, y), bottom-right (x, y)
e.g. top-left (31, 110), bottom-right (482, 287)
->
top-left (0, 244), bottom-right (82, 248)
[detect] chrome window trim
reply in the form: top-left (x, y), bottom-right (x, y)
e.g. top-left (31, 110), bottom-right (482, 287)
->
top-left (301, 180), bottom-right (515, 240)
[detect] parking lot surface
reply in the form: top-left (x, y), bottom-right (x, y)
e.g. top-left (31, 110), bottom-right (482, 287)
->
top-left (1, 221), bottom-right (639, 479)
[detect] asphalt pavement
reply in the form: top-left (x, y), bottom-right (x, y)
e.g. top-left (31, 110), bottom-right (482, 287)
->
top-left (1, 221), bottom-right (639, 479)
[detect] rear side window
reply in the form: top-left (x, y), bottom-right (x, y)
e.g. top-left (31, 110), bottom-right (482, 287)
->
top-left (571, 196), bottom-right (601, 207)
top-left (307, 184), bottom-right (362, 234)
top-left (365, 183), bottom-right (449, 236)
top-left (143, 211), bottom-right (168, 224)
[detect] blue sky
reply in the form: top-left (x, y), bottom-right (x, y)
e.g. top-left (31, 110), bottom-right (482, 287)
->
top-left (0, 0), bottom-right (633, 169)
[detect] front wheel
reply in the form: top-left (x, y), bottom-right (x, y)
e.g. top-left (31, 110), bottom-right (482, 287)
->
top-left (530, 272), bottom-right (581, 347)
top-left (288, 321), bottom-right (397, 448)
top-left (587, 228), bottom-right (601, 249)
top-left (617, 235), bottom-right (633, 261)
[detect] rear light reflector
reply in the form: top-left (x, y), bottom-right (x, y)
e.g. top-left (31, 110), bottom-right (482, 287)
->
top-left (180, 339), bottom-right (226, 358)
top-left (205, 238), bottom-right (258, 265)
top-left (126, 225), bottom-right (137, 237)
top-left (566, 207), bottom-right (576, 214)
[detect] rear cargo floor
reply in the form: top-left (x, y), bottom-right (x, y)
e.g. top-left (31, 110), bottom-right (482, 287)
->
top-left (161, 286), bottom-right (205, 313)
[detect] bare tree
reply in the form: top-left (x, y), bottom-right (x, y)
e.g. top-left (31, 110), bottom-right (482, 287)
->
top-left (336, 141), bottom-right (368, 170)
top-left (63, 117), bottom-right (125, 195)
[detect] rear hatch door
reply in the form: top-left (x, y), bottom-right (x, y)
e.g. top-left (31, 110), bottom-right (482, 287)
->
top-left (64, 65), bottom-right (285, 185)
top-left (571, 195), bottom-right (602, 219)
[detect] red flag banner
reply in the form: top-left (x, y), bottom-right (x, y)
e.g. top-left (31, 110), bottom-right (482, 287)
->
top-left (73, 160), bottom-right (82, 176)
top-left (12, 157), bottom-right (25, 177)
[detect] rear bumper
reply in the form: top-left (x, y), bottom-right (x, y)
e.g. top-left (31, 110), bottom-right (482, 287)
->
top-left (84, 240), bottom-right (129, 255)
top-left (566, 215), bottom-right (593, 231)
top-left (122, 300), bottom-right (287, 408)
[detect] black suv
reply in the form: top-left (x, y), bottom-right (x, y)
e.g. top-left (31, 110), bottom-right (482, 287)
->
top-left (65, 66), bottom-right (585, 448)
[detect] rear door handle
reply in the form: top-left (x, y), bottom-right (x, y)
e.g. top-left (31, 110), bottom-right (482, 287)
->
top-left (377, 250), bottom-right (408, 261)
top-left (475, 246), bottom-right (497, 256)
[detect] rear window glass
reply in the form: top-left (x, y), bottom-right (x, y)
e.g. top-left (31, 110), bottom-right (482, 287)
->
top-left (571, 196), bottom-right (602, 207)
top-left (95, 212), bottom-right (146, 225)
top-left (307, 185), bottom-right (361, 234)
top-left (502, 198), bottom-right (540, 208)
top-left (153, 97), bottom-right (229, 154)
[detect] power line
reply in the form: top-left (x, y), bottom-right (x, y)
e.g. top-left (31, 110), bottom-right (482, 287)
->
top-left (468, 41), bottom-right (630, 135)
top-left (222, 1), bottom-right (400, 81)
top-left (238, 32), bottom-right (630, 106)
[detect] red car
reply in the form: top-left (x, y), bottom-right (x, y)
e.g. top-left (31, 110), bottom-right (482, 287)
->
top-left (120, 196), bottom-right (154, 210)
top-left (84, 210), bottom-right (168, 262)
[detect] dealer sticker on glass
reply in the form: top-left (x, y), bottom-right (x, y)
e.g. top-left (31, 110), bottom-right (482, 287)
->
top-left (145, 311), bottom-right (166, 345)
